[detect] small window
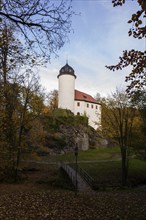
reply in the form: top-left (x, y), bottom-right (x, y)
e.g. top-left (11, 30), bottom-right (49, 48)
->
top-left (91, 104), bottom-right (94, 108)
top-left (77, 112), bottom-right (80, 116)
top-left (87, 103), bottom-right (89, 108)
top-left (96, 105), bottom-right (98, 109)
top-left (77, 102), bottom-right (80, 106)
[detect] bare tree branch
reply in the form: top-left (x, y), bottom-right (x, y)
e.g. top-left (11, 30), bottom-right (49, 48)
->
top-left (0, 0), bottom-right (74, 61)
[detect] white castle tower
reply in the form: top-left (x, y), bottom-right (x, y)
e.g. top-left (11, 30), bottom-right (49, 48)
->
top-left (57, 62), bottom-right (76, 113)
top-left (57, 62), bottom-right (101, 130)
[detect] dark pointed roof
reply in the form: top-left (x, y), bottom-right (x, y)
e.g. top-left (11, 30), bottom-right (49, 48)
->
top-left (57, 63), bottom-right (76, 78)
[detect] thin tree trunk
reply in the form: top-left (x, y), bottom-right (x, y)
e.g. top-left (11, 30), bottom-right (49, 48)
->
top-left (15, 95), bottom-right (28, 180)
top-left (121, 147), bottom-right (128, 186)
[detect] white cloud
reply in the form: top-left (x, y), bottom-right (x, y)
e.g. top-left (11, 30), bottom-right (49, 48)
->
top-left (38, 1), bottom-right (143, 98)
top-left (39, 66), bottom-right (58, 93)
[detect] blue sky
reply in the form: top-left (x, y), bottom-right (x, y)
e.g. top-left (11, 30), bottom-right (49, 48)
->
top-left (39, 0), bottom-right (144, 97)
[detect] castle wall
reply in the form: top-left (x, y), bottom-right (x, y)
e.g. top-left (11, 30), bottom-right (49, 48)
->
top-left (74, 100), bottom-right (101, 130)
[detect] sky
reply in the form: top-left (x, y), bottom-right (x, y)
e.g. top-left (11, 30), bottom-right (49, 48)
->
top-left (39, 0), bottom-right (144, 98)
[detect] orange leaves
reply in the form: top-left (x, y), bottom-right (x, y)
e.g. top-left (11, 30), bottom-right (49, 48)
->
top-left (106, 49), bottom-right (146, 95)
top-left (110, 0), bottom-right (146, 96)
top-left (112, 0), bottom-right (146, 12)
top-left (128, 10), bottom-right (145, 39)
top-left (138, 0), bottom-right (146, 12)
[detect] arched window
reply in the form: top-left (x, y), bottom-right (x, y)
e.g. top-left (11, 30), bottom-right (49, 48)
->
top-left (77, 112), bottom-right (80, 116)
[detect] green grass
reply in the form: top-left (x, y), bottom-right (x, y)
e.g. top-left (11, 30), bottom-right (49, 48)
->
top-left (78, 147), bottom-right (120, 161)
top-left (78, 159), bottom-right (146, 189)
top-left (46, 147), bottom-right (121, 163)
top-left (128, 159), bottom-right (146, 186)
top-left (23, 147), bottom-right (146, 189)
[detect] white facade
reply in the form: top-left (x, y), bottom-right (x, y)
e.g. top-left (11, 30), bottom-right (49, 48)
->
top-left (58, 74), bottom-right (75, 113)
top-left (74, 100), bottom-right (101, 130)
top-left (57, 63), bottom-right (101, 130)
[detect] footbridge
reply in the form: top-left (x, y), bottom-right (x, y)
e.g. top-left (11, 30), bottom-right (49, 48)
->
top-left (59, 162), bottom-right (95, 193)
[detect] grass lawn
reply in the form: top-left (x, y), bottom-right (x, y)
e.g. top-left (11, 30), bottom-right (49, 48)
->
top-left (46, 147), bottom-right (121, 163)
top-left (24, 147), bottom-right (146, 189)
top-left (78, 159), bottom-right (146, 189)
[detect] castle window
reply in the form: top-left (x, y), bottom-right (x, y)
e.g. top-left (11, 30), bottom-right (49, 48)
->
top-left (91, 104), bottom-right (94, 108)
top-left (87, 103), bottom-right (89, 108)
top-left (77, 102), bottom-right (80, 106)
top-left (96, 105), bottom-right (98, 109)
top-left (77, 112), bottom-right (80, 116)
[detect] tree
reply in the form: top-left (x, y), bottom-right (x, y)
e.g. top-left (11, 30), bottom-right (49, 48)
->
top-left (102, 89), bottom-right (137, 186)
top-left (106, 0), bottom-right (146, 95)
top-left (47, 89), bottom-right (58, 113)
top-left (0, 24), bottom-right (26, 176)
top-left (15, 72), bottom-right (45, 173)
top-left (0, 24), bottom-right (45, 180)
top-left (0, 0), bottom-right (74, 61)
top-left (112, 0), bottom-right (146, 12)
top-left (131, 90), bottom-right (146, 157)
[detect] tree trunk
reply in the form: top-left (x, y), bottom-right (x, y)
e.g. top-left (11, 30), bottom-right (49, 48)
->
top-left (121, 147), bottom-right (128, 186)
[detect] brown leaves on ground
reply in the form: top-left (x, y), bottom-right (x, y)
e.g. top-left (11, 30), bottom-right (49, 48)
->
top-left (0, 185), bottom-right (146, 220)
top-left (0, 165), bottom-right (146, 220)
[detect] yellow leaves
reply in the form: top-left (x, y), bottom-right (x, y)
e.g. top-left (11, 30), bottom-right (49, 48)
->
top-left (138, 20), bottom-right (143, 25)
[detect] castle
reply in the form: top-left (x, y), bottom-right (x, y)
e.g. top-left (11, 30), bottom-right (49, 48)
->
top-left (57, 63), bottom-right (101, 130)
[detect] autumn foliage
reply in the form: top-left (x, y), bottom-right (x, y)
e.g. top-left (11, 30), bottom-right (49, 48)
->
top-left (107, 0), bottom-right (146, 95)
